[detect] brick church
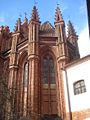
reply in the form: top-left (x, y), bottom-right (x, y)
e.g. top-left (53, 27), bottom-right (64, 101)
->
top-left (0, 5), bottom-right (80, 120)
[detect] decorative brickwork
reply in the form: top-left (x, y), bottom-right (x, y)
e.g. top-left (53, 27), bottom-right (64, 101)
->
top-left (0, 5), bottom-right (80, 120)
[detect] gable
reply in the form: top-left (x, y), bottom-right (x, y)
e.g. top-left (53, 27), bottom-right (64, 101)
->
top-left (40, 21), bottom-right (55, 36)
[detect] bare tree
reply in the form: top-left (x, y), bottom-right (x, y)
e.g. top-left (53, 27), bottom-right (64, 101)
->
top-left (0, 78), bottom-right (18, 120)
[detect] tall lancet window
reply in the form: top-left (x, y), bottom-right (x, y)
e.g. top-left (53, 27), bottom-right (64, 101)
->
top-left (42, 55), bottom-right (55, 85)
top-left (23, 62), bottom-right (29, 115)
top-left (23, 62), bottom-right (29, 87)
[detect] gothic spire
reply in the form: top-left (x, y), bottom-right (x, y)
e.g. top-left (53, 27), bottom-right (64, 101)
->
top-left (24, 16), bottom-right (28, 24)
top-left (67, 20), bottom-right (77, 37)
top-left (24, 12), bottom-right (28, 23)
top-left (31, 6), bottom-right (40, 21)
top-left (14, 18), bottom-right (21, 32)
top-left (55, 6), bottom-right (63, 22)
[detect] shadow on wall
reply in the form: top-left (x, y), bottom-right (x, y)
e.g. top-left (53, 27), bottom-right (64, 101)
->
top-left (19, 115), bottom-right (62, 120)
top-left (41, 114), bottom-right (62, 120)
top-left (19, 116), bottom-right (30, 120)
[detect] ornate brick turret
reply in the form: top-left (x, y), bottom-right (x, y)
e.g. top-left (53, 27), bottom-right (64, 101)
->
top-left (31, 6), bottom-right (40, 21)
top-left (67, 20), bottom-right (80, 59)
top-left (54, 6), bottom-right (68, 119)
top-left (67, 20), bottom-right (77, 43)
top-left (0, 26), bottom-right (11, 52)
top-left (14, 18), bottom-right (21, 32)
top-left (28, 5), bottom-right (40, 56)
top-left (9, 31), bottom-right (20, 92)
top-left (55, 6), bottom-right (63, 23)
top-left (55, 6), bottom-right (68, 64)
top-left (28, 5), bottom-right (41, 119)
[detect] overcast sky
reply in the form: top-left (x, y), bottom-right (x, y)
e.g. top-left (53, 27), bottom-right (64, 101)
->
top-left (0, 0), bottom-right (89, 57)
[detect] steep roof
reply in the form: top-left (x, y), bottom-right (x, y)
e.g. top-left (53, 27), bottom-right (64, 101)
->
top-left (40, 21), bottom-right (55, 35)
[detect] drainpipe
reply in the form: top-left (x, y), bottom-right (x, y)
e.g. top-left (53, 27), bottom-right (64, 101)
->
top-left (86, 0), bottom-right (90, 37)
top-left (63, 68), bottom-right (72, 120)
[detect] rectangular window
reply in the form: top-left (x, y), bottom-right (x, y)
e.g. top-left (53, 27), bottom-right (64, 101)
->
top-left (73, 80), bottom-right (86, 95)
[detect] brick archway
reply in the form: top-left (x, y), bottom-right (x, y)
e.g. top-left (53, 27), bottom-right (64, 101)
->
top-left (17, 51), bottom-right (28, 118)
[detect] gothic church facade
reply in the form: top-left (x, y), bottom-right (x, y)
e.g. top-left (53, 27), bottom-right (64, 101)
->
top-left (0, 6), bottom-right (80, 120)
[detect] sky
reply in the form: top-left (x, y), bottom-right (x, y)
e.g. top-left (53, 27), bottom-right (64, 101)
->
top-left (0, 0), bottom-right (90, 58)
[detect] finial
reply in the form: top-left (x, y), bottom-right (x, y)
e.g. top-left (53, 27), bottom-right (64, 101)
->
top-left (31, 4), bottom-right (40, 21)
top-left (24, 12), bottom-right (27, 18)
top-left (19, 13), bottom-right (22, 18)
top-left (34, 0), bottom-right (38, 6)
top-left (55, 5), bottom-right (63, 22)
top-left (56, 0), bottom-right (60, 7)
top-left (68, 15), bottom-right (70, 20)
top-left (57, 3), bottom-right (60, 7)
top-left (14, 16), bottom-right (21, 32)
top-left (24, 12), bottom-right (28, 23)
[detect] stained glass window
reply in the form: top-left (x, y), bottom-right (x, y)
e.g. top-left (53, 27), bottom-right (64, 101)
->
top-left (23, 62), bottom-right (28, 87)
top-left (42, 55), bottom-right (55, 84)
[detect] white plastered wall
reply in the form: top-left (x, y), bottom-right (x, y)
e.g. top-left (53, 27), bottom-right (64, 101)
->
top-left (63, 58), bottom-right (90, 112)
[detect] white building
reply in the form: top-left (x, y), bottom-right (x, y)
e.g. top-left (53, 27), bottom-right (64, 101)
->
top-left (63, 55), bottom-right (90, 120)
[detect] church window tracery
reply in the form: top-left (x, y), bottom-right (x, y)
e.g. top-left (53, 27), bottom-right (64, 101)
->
top-left (23, 62), bottom-right (28, 87)
top-left (42, 55), bottom-right (55, 85)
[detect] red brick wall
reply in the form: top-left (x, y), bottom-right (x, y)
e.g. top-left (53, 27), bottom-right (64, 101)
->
top-left (65, 109), bottom-right (90, 120)
top-left (0, 56), bottom-right (4, 79)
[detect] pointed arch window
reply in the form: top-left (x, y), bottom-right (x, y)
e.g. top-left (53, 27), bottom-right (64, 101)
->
top-left (23, 62), bottom-right (29, 87)
top-left (42, 55), bottom-right (55, 84)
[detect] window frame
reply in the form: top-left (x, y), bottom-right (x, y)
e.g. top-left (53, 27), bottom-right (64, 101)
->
top-left (42, 55), bottom-right (56, 85)
top-left (73, 79), bottom-right (86, 95)
top-left (23, 61), bottom-right (29, 88)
